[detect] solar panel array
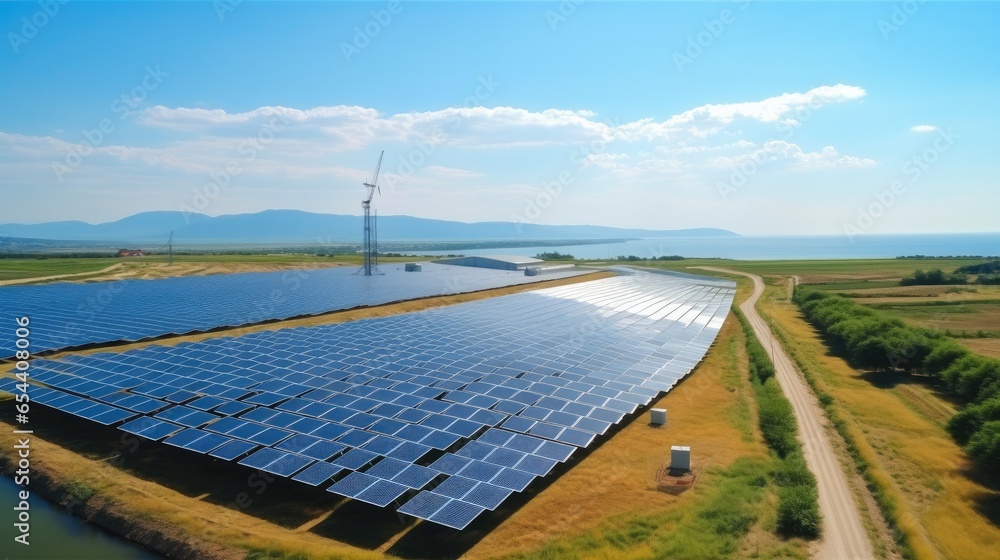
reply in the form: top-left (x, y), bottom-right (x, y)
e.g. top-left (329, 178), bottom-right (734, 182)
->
top-left (2, 268), bottom-right (735, 530)
top-left (0, 262), bottom-right (586, 357)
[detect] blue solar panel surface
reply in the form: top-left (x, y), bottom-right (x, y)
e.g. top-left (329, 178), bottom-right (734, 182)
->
top-left (3, 268), bottom-right (734, 530)
top-left (0, 262), bottom-right (586, 357)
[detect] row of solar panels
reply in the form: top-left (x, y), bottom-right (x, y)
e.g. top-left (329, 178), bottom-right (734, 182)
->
top-left (3, 269), bottom-right (735, 529)
top-left (0, 262), bottom-right (587, 358)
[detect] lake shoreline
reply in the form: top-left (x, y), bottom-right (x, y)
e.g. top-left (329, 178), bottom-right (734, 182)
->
top-left (0, 432), bottom-right (243, 560)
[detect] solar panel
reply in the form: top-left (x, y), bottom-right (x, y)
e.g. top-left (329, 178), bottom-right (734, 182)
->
top-left (291, 462), bottom-right (344, 486)
top-left (263, 453), bottom-right (313, 477)
top-left (429, 499), bottom-right (486, 530)
top-left (186, 432), bottom-right (231, 453)
top-left (119, 417), bottom-right (183, 441)
top-left (421, 430), bottom-right (461, 450)
top-left (536, 440), bottom-right (576, 463)
top-left (333, 448), bottom-right (380, 470)
top-left (8, 268), bottom-right (735, 531)
top-left (0, 263), bottom-right (590, 357)
top-left (163, 429), bottom-right (207, 449)
top-left (327, 472), bottom-right (378, 498)
top-left (209, 440), bottom-right (258, 461)
top-left (457, 460), bottom-right (504, 483)
top-left (455, 441), bottom-right (497, 461)
top-left (362, 435), bottom-right (403, 455)
top-left (463, 483), bottom-right (513, 510)
top-left (429, 454), bottom-right (473, 476)
top-left (489, 467), bottom-right (535, 492)
top-left (484, 447), bottom-right (526, 468)
top-left (239, 448), bottom-right (284, 470)
top-left (355, 480), bottom-right (409, 507)
top-left (514, 454), bottom-right (558, 477)
top-left (90, 407), bottom-right (137, 426)
top-left (392, 464), bottom-right (439, 489)
top-left (299, 440), bottom-right (347, 461)
top-left (432, 475), bottom-right (478, 499)
top-left (385, 441), bottom-right (432, 462)
top-left (365, 457), bottom-right (409, 480)
top-left (397, 491), bottom-right (450, 520)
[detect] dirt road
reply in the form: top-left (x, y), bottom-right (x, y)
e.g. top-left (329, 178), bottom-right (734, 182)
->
top-left (0, 263), bottom-right (124, 286)
top-left (699, 267), bottom-right (874, 560)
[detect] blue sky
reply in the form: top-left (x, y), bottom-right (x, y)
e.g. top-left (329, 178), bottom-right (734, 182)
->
top-left (1, 1), bottom-right (997, 236)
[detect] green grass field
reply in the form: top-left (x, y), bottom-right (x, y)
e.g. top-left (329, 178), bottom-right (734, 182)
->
top-left (0, 257), bottom-right (123, 281)
top-left (581, 257), bottom-right (991, 283)
top-left (2, 251), bottom-right (993, 284)
top-left (3, 252), bottom-right (999, 559)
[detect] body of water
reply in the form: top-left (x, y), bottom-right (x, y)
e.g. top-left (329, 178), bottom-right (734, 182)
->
top-left (406, 233), bottom-right (1000, 261)
top-left (1, 475), bottom-right (161, 559)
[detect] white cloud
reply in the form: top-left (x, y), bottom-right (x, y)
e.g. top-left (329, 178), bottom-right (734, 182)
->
top-left (580, 152), bottom-right (630, 169)
top-left (139, 104), bottom-right (612, 150)
top-left (615, 84), bottom-right (866, 141)
top-left (133, 84), bottom-right (866, 151)
top-left (911, 124), bottom-right (938, 133)
top-left (707, 140), bottom-right (876, 169)
top-left (0, 83), bottom-right (878, 225)
top-left (424, 165), bottom-right (484, 179)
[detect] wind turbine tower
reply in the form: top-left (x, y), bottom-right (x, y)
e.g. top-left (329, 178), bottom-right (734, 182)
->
top-left (163, 230), bottom-right (174, 266)
top-left (357, 151), bottom-right (384, 276)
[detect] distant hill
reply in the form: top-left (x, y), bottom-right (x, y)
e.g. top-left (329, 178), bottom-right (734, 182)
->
top-left (0, 210), bottom-right (739, 244)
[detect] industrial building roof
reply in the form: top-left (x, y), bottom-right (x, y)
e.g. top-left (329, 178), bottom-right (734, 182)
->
top-left (436, 255), bottom-right (543, 266)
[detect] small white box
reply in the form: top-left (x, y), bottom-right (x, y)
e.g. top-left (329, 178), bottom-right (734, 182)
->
top-left (650, 408), bottom-right (667, 425)
top-left (671, 445), bottom-right (691, 470)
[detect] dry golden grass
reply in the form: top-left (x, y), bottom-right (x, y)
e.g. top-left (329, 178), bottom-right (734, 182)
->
top-left (866, 304), bottom-right (1000, 332)
top-left (83, 260), bottom-right (346, 282)
top-left (462, 316), bottom-right (769, 559)
top-left (957, 338), bottom-right (1000, 359)
top-left (836, 285), bottom-right (994, 298)
top-left (765, 288), bottom-right (1000, 560)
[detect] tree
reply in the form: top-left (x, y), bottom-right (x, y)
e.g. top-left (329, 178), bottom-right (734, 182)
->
top-left (947, 396), bottom-right (1000, 445)
top-left (967, 421), bottom-right (1000, 466)
top-left (924, 340), bottom-right (970, 376)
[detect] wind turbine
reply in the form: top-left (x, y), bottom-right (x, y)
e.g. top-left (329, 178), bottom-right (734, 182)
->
top-left (161, 230), bottom-right (174, 266)
top-left (356, 151), bottom-right (384, 276)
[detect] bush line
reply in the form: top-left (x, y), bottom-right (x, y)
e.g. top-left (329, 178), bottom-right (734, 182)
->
top-left (793, 288), bottom-right (1000, 466)
top-left (769, 300), bottom-right (922, 560)
top-left (731, 306), bottom-right (821, 539)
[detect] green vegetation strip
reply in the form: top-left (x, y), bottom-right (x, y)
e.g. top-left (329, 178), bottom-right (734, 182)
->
top-left (731, 306), bottom-right (821, 538)
top-left (899, 261), bottom-right (1000, 286)
top-left (867, 299), bottom-right (1000, 308)
top-left (502, 456), bottom-right (793, 560)
top-left (767, 316), bottom-right (916, 560)
top-left (795, 289), bottom-right (1000, 465)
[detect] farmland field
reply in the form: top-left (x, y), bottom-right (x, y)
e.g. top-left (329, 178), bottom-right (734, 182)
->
top-left (3, 254), bottom-right (999, 559)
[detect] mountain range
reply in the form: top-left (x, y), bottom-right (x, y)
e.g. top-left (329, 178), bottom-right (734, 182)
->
top-left (0, 210), bottom-right (739, 244)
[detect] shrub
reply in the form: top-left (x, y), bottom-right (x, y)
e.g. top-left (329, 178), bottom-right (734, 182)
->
top-left (977, 273), bottom-right (1000, 285)
top-left (777, 485), bottom-right (822, 538)
top-left (772, 451), bottom-right (817, 487)
top-left (924, 340), bottom-right (970, 375)
top-left (967, 421), bottom-right (1000, 466)
top-left (757, 380), bottom-right (799, 458)
top-left (947, 397), bottom-right (1000, 445)
top-left (899, 269), bottom-right (968, 286)
top-left (955, 260), bottom-right (1000, 275)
